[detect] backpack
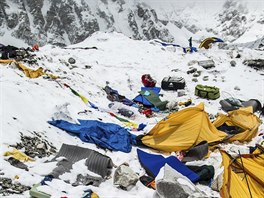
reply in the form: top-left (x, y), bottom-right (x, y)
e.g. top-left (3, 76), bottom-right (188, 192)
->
top-left (195, 84), bottom-right (220, 100)
top-left (141, 74), bottom-right (156, 87)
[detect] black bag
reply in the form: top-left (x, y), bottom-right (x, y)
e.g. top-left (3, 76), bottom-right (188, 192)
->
top-left (161, 76), bottom-right (185, 91)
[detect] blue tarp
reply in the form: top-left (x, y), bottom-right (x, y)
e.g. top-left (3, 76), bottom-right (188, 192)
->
top-left (137, 149), bottom-right (200, 183)
top-left (48, 119), bottom-right (137, 153)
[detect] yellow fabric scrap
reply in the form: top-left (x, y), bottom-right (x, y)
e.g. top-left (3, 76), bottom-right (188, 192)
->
top-left (4, 148), bottom-right (34, 162)
top-left (0, 59), bottom-right (58, 79)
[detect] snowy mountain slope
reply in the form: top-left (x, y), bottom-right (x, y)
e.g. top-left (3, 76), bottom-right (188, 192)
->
top-left (0, 0), bottom-right (177, 46)
top-left (0, 0), bottom-right (263, 48)
top-left (1, 32), bottom-right (264, 197)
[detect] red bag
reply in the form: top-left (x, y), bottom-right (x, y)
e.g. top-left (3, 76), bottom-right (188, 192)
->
top-left (141, 74), bottom-right (156, 87)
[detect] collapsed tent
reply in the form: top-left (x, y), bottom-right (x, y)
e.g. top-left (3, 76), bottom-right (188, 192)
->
top-left (199, 37), bottom-right (224, 49)
top-left (133, 87), bottom-right (168, 111)
top-left (48, 119), bottom-right (137, 153)
top-left (220, 146), bottom-right (264, 198)
top-left (214, 106), bottom-right (261, 142)
top-left (138, 103), bottom-right (227, 152)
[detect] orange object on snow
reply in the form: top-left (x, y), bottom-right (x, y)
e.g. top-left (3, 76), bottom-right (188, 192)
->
top-left (32, 44), bottom-right (39, 51)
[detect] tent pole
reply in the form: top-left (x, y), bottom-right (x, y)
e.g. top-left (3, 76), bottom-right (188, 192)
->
top-left (238, 150), bottom-right (252, 198)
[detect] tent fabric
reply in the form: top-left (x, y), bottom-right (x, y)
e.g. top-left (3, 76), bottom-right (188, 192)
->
top-left (220, 147), bottom-right (264, 198)
top-left (140, 103), bottom-right (227, 152)
top-left (48, 119), bottom-right (137, 153)
top-left (181, 141), bottom-right (208, 162)
top-left (0, 59), bottom-right (57, 79)
top-left (199, 37), bottom-right (224, 49)
top-left (213, 106), bottom-right (261, 142)
top-left (133, 87), bottom-right (161, 107)
top-left (137, 149), bottom-right (200, 183)
top-left (133, 88), bottom-right (168, 111)
top-left (0, 59), bottom-right (45, 78)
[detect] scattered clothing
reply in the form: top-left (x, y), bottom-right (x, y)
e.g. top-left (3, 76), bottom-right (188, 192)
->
top-left (4, 148), bottom-right (34, 162)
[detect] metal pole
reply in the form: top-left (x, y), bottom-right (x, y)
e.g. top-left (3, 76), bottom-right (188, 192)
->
top-left (238, 150), bottom-right (253, 198)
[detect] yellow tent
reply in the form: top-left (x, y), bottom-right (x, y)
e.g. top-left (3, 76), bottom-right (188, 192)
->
top-left (140, 103), bottom-right (227, 152)
top-left (220, 146), bottom-right (264, 198)
top-left (213, 106), bottom-right (261, 142)
top-left (199, 37), bottom-right (224, 49)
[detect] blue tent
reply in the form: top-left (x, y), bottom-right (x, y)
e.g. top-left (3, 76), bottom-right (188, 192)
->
top-left (137, 149), bottom-right (200, 183)
top-left (48, 119), bottom-right (137, 153)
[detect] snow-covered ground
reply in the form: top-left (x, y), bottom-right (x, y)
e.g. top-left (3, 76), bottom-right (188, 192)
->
top-left (1, 32), bottom-right (264, 197)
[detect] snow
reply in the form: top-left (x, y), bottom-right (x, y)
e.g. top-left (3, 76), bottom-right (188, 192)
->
top-left (1, 31), bottom-right (264, 197)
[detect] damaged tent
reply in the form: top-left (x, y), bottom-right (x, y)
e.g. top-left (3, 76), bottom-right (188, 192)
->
top-left (199, 37), bottom-right (224, 49)
top-left (220, 145), bottom-right (264, 197)
top-left (214, 106), bottom-right (261, 142)
top-left (137, 103), bottom-right (227, 152)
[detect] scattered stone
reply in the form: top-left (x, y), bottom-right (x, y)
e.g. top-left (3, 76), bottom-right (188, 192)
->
top-left (234, 86), bottom-right (240, 91)
top-left (10, 132), bottom-right (56, 159)
top-left (36, 143), bottom-right (46, 149)
top-left (0, 177), bottom-right (30, 196)
top-left (177, 90), bottom-right (186, 97)
top-left (230, 60), bottom-right (236, 67)
top-left (203, 76), bottom-right (209, 81)
top-left (187, 67), bottom-right (197, 74)
top-left (188, 60), bottom-right (198, 66)
top-left (85, 65), bottom-right (92, 69)
top-left (193, 72), bottom-right (201, 77)
top-left (192, 78), bottom-right (198, 82)
top-left (243, 59), bottom-right (264, 70)
top-left (68, 57), bottom-right (76, 64)
top-left (171, 69), bottom-right (179, 72)
top-left (198, 60), bottom-right (215, 69)
top-left (235, 54), bottom-right (241, 58)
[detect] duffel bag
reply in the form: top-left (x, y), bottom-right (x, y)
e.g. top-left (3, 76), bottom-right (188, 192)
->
top-left (161, 76), bottom-right (185, 91)
top-left (195, 84), bottom-right (220, 100)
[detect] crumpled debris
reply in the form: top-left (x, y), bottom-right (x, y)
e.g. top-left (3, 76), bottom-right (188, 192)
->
top-left (72, 174), bottom-right (103, 187)
top-left (6, 157), bottom-right (29, 171)
top-left (9, 132), bottom-right (56, 159)
top-left (0, 177), bottom-right (30, 196)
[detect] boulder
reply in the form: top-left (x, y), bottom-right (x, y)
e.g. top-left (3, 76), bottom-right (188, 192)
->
top-left (198, 60), bottom-right (215, 69)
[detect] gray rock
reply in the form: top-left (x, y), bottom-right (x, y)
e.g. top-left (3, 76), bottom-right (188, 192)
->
top-left (234, 86), bottom-right (240, 90)
top-left (187, 68), bottom-right (197, 74)
top-left (230, 60), bottom-right (236, 67)
top-left (192, 78), bottom-right (198, 82)
top-left (193, 72), bottom-right (201, 77)
top-left (68, 58), bottom-right (76, 64)
top-left (203, 76), bottom-right (209, 81)
top-left (198, 60), bottom-right (215, 69)
top-left (243, 59), bottom-right (264, 70)
top-left (177, 90), bottom-right (185, 97)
